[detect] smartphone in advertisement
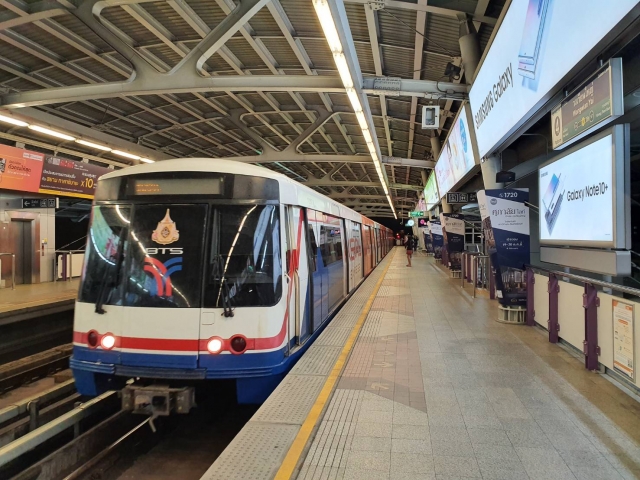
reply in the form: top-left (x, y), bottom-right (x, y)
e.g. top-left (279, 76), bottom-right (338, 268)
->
top-left (543, 173), bottom-right (564, 235)
top-left (518, 0), bottom-right (551, 80)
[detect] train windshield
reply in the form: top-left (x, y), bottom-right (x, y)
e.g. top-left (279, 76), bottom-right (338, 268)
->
top-left (78, 202), bottom-right (281, 309)
top-left (205, 205), bottom-right (282, 308)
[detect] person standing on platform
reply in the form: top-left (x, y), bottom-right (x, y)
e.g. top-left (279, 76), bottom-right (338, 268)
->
top-left (405, 234), bottom-right (416, 267)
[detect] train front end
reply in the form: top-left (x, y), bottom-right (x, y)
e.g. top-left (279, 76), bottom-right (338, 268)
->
top-left (71, 165), bottom-right (289, 405)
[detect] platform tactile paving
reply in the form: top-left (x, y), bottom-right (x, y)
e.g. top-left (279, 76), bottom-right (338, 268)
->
top-left (200, 423), bottom-right (299, 480)
top-left (251, 374), bottom-right (326, 425)
top-left (314, 327), bottom-right (353, 347)
top-left (290, 345), bottom-right (343, 376)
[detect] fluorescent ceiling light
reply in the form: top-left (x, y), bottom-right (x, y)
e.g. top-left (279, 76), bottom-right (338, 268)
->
top-left (333, 53), bottom-right (354, 89)
top-left (313, 0), bottom-right (342, 53)
top-left (29, 125), bottom-right (75, 141)
top-left (345, 88), bottom-right (362, 112)
top-left (362, 128), bottom-right (373, 144)
top-left (139, 157), bottom-right (155, 163)
top-left (0, 114), bottom-right (28, 127)
top-left (75, 139), bottom-right (111, 151)
top-left (112, 150), bottom-right (140, 160)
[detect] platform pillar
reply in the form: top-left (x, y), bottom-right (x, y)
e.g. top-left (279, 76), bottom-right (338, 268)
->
top-left (548, 273), bottom-right (559, 343)
top-left (526, 268), bottom-right (535, 327)
top-left (583, 283), bottom-right (600, 371)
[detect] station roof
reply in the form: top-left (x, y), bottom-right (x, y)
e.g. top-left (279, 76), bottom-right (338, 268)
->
top-left (0, 0), bottom-right (505, 218)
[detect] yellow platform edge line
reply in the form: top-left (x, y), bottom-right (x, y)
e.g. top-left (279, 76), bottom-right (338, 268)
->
top-left (274, 248), bottom-right (397, 480)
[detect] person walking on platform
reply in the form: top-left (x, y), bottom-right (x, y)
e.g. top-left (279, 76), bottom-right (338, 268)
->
top-left (404, 234), bottom-right (416, 267)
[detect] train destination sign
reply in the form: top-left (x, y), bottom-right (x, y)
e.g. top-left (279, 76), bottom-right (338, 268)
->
top-left (551, 59), bottom-right (623, 150)
top-left (446, 192), bottom-right (477, 204)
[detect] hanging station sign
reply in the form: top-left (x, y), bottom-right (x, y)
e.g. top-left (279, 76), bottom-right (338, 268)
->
top-left (409, 211), bottom-right (425, 217)
top-left (469, 0), bottom-right (638, 157)
top-left (446, 192), bottom-right (477, 204)
top-left (551, 59), bottom-right (624, 150)
top-left (22, 198), bottom-right (58, 209)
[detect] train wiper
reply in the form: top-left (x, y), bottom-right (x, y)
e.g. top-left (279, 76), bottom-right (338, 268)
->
top-left (211, 255), bottom-right (234, 317)
top-left (95, 228), bottom-right (127, 314)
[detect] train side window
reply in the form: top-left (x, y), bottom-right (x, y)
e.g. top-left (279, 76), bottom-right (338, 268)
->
top-left (320, 226), bottom-right (343, 265)
top-left (307, 224), bottom-right (317, 272)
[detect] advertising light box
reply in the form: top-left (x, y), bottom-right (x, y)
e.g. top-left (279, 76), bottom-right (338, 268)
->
top-left (423, 172), bottom-right (439, 208)
top-left (538, 125), bottom-right (629, 249)
top-left (469, 0), bottom-right (638, 158)
top-left (434, 104), bottom-right (479, 198)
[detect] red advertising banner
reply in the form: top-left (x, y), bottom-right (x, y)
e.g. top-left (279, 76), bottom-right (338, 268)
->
top-left (0, 144), bottom-right (111, 199)
top-left (39, 155), bottom-right (110, 199)
top-left (0, 144), bottom-right (45, 193)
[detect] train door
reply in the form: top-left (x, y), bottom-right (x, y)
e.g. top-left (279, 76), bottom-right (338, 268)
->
top-left (284, 206), bottom-right (312, 346)
top-left (307, 210), bottom-right (326, 328)
top-left (362, 224), bottom-right (372, 276)
top-left (121, 204), bottom-right (207, 369)
top-left (346, 220), bottom-right (363, 292)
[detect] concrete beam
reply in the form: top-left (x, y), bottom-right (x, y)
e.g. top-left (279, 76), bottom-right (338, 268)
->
top-left (382, 156), bottom-right (434, 169)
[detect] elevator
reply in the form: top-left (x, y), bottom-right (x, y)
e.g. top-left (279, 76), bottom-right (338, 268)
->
top-left (12, 219), bottom-right (34, 284)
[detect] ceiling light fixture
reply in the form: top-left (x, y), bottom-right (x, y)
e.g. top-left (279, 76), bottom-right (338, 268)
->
top-left (112, 150), bottom-right (140, 160)
top-left (28, 125), bottom-right (75, 141)
top-left (75, 139), bottom-right (111, 151)
top-left (138, 157), bottom-right (155, 163)
top-left (0, 114), bottom-right (28, 127)
top-left (313, 0), bottom-right (395, 218)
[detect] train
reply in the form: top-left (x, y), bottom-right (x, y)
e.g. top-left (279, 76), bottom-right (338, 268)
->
top-left (70, 159), bottom-right (393, 412)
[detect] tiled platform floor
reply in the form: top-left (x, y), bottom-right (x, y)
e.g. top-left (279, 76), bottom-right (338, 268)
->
top-left (0, 279), bottom-right (79, 315)
top-left (298, 250), bottom-right (640, 480)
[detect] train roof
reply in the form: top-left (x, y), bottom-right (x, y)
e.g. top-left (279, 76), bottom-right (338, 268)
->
top-left (99, 159), bottom-right (392, 231)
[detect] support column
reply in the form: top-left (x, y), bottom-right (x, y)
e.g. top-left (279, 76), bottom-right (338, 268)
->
top-left (481, 153), bottom-right (504, 190)
top-left (458, 15), bottom-right (481, 82)
top-left (430, 135), bottom-right (441, 159)
top-left (421, 170), bottom-right (428, 186)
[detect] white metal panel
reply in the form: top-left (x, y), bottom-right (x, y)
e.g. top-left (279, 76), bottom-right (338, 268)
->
top-left (556, 279), bottom-right (585, 352)
top-left (533, 273), bottom-right (550, 330)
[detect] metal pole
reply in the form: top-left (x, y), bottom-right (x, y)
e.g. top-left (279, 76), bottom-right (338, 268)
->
top-left (472, 256), bottom-right (477, 298)
top-left (583, 283), bottom-right (600, 371)
top-left (548, 273), bottom-right (559, 343)
top-left (68, 251), bottom-right (72, 281)
top-left (461, 253), bottom-right (465, 288)
top-left (11, 254), bottom-right (15, 290)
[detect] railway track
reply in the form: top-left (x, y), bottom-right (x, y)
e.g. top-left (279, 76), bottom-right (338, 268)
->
top-left (0, 345), bottom-right (72, 394)
top-left (0, 380), bottom-right (256, 480)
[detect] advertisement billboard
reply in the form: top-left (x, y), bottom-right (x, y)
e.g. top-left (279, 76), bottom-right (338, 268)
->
top-left (469, 0), bottom-right (638, 158)
top-left (434, 105), bottom-right (479, 198)
top-left (0, 144), bottom-right (44, 193)
top-left (423, 172), bottom-right (439, 208)
top-left (40, 155), bottom-right (109, 199)
top-left (538, 125), bottom-right (629, 249)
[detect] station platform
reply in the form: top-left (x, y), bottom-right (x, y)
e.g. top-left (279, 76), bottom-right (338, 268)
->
top-left (0, 280), bottom-right (79, 326)
top-left (204, 247), bottom-right (640, 480)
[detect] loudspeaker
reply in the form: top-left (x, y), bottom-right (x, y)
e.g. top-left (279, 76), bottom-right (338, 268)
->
top-left (495, 170), bottom-right (515, 183)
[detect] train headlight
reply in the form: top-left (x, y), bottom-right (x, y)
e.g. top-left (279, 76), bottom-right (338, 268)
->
top-left (101, 333), bottom-right (116, 350)
top-left (207, 337), bottom-right (223, 354)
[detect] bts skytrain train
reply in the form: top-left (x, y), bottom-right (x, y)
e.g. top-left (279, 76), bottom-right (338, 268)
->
top-left (71, 159), bottom-right (393, 409)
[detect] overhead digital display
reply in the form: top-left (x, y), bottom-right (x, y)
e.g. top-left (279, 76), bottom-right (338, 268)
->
top-left (434, 105), bottom-right (479, 198)
top-left (130, 177), bottom-right (222, 196)
top-left (423, 172), bottom-right (439, 208)
top-left (538, 126), bottom-right (628, 248)
top-left (469, 0), bottom-right (638, 157)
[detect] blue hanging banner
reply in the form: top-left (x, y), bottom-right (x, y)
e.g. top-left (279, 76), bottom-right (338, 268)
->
top-left (440, 213), bottom-right (465, 269)
top-left (429, 220), bottom-right (443, 259)
top-left (478, 189), bottom-right (530, 306)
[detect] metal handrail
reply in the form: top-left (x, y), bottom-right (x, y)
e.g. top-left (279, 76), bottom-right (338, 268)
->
top-left (0, 253), bottom-right (16, 290)
top-left (55, 249), bottom-right (85, 282)
top-left (526, 264), bottom-right (640, 298)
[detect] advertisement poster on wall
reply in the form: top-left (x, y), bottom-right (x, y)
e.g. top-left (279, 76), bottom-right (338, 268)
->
top-left (434, 105), bottom-right (479, 198)
top-left (440, 213), bottom-right (465, 269)
top-left (478, 189), bottom-right (530, 306)
top-left (0, 144), bottom-right (45, 193)
top-left (538, 129), bottom-right (627, 249)
top-left (429, 220), bottom-right (443, 259)
top-left (613, 300), bottom-right (634, 380)
top-left (469, 0), bottom-right (638, 158)
top-left (40, 155), bottom-right (109, 199)
top-left (423, 172), bottom-right (440, 208)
